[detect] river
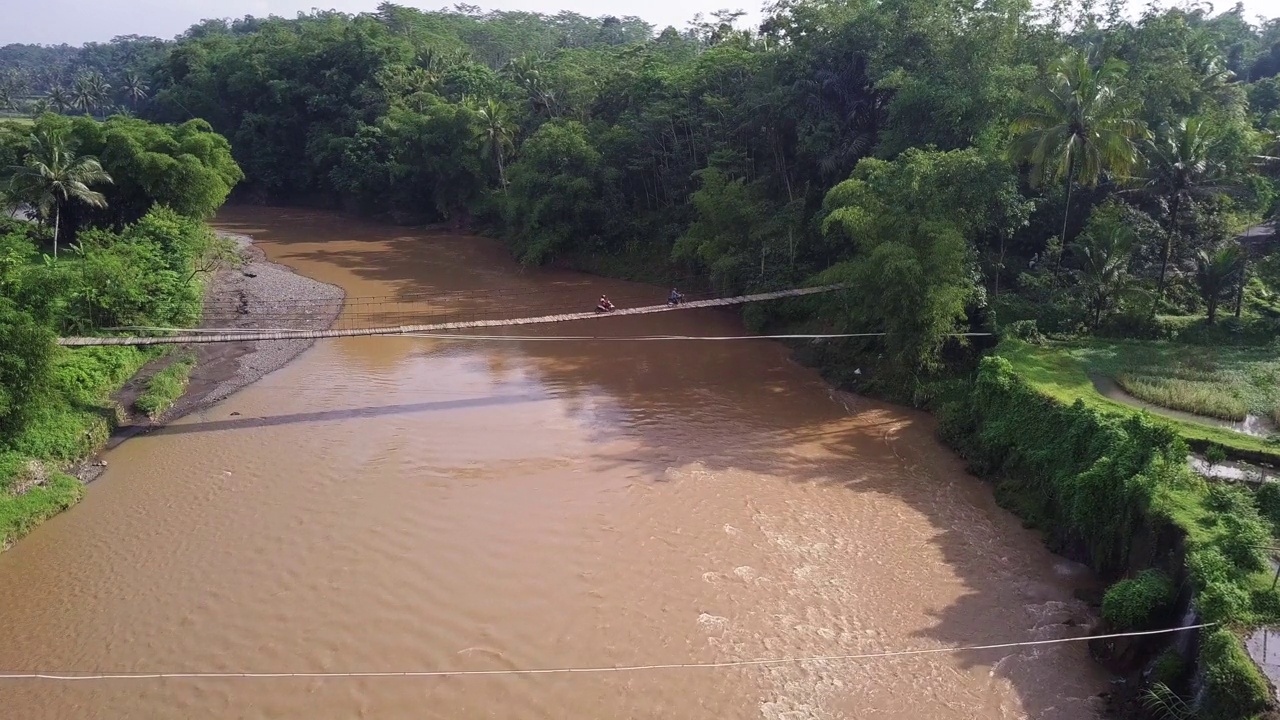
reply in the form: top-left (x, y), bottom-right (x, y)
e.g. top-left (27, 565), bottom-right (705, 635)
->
top-left (0, 207), bottom-right (1108, 719)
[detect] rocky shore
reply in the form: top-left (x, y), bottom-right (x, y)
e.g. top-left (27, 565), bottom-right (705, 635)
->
top-left (74, 231), bottom-right (344, 482)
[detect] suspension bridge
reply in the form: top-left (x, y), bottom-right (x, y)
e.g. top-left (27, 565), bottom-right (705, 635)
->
top-left (57, 285), bottom-right (844, 347)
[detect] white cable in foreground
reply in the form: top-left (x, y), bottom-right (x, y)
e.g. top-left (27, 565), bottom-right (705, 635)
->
top-left (91, 329), bottom-right (993, 342)
top-left (395, 332), bottom-right (996, 342)
top-left (0, 623), bottom-right (1213, 681)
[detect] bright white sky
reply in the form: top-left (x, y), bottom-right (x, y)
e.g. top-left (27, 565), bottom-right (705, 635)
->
top-left (5, 0), bottom-right (1280, 46)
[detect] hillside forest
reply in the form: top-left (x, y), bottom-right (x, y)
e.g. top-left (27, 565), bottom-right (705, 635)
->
top-left (1, 1), bottom-right (1279, 384)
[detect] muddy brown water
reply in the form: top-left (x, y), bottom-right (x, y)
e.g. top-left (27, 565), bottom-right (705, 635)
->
top-left (0, 207), bottom-right (1108, 719)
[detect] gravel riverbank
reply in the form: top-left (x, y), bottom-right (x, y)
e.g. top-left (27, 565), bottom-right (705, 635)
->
top-left (74, 231), bottom-right (344, 481)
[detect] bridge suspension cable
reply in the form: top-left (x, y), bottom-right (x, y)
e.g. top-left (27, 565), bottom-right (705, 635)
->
top-left (60, 285), bottom-right (848, 347)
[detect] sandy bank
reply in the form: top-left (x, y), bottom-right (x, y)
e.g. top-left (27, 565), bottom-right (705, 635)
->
top-left (74, 231), bottom-right (344, 482)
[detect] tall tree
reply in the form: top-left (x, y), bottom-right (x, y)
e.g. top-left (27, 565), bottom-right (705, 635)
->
top-left (121, 72), bottom-right (149, 107)
top-left (1140, 117), bottom-right (1239, 316)
top-left (1010, 50), bottom-right (1147, 252)
top-left (1073, 204), bottom-right (1138, 329)
top-left (1194, 244), bottom-right (1245, 325)
top-left (476, 99), bottom-right (515, 190)
top-left (45, 86), bottom-right (70, 113)
top-left (6, 128), bottom-right (113, 258)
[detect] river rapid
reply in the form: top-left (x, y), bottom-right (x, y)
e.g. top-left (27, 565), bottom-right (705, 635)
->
top-left (0, 207), bottom-right (1108, 719)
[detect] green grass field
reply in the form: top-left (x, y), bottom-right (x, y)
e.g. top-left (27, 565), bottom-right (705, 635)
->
top-left (1068, 341), bottom-right (1280, 421)
top-left (997, 339), bottom-right (1280, 462)
top-left (0, 116), bottom-right (34, 129)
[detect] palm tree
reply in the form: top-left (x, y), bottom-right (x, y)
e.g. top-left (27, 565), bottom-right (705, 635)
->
top-left (46, 86), bottom-right (70, 113)
top-left (476, 99), bottom-right (515, 190)
top-left (1194, 245), bottom-right (1245, 325)
top-left (86, 73), bottom-right (111, 109)
top-left (71, 73), bottom-right (110, 115)
top-left (71, 77), bottom-right (96, 114)
top-left (1010, 50), bottom-right (1148, 253)
top-left (1190, 41), bottom-right (1236, 104)
top-left (6, 128), bottom-right (113, 258)
top-left (503, 55), bottom-right (556, 118)
top-left (121, 72), bottom-right (149, 107)
top-left (1074, 223), bottom-right (1136, 329)
top-left (1140, 117), bottom-right (1238, 317)
top-left (796, 53), bottom-right (891, 180)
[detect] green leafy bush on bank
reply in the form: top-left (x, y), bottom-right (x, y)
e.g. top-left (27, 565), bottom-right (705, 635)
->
top-left (938, 355), bottom-right (1275, 718)
top-left (1103, 569), bottom-right (1176, 630)
top-left (1201, 628), bottom-right (1272, 720)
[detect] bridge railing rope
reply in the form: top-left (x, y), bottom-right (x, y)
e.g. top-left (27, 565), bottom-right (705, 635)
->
top-left (59, 286), bottom-right (844, 347)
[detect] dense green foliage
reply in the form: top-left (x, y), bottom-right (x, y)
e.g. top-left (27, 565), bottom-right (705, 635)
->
top-left (0, 116), bottom-right (240, 547)
top-left (1200, 627), bottom-right (1271, 720)
top-left (940, 354), bottom-right (1277, 715)
top-left (7, 1), bottom-right (1267, 386)
top-left (1101, 568), bottom-right (1176, 630)
top-left (0, 298), bottom-right (54, 437)
top-left (2, 115), bottom-right (241, 242)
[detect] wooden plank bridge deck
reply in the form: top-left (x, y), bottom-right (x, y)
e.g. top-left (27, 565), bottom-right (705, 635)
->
top-left (58, 286), bottom-right (842, 347)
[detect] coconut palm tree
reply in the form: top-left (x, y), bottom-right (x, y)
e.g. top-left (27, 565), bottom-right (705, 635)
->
top-left (71, 77), bottom-right (96, 114)
top-left (45, 86), bottom-right (70, 113)
top-left (1140, 117), bottom-right (1239, 317)
top-left (503, 55), bottom-right (557, 117)
top-left (121, 72), bottom-right (149, 107)
top-left (1010, 50), bottom-right (1148, 251)
top-left (7, 128), bottom-right (113, 258)
top-left (476, 99), bottom-right (515, 190)
top-left (1074, 222), bottom-right (1136, 329)
top-left (1194, 245), bottom-right (1245, 325)
top-left (71, 73), bottom-right (110, 115)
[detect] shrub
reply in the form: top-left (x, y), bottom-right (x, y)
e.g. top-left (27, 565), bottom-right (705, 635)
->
top-left (1002, 319), bottom-right (1043, 343)
top-left (1150, 648), bottom-right (1186, 687)
top-left (0, 298), bottom-right (55, 439)
top-left (1197, 580), bottom-right (1252, 625)
top-left (1200, 628), bottom-right (1270, 720)
top-left (1218, 513), bottom-right (1270, 573)
top-left (1102, 569), bottom-right (1176, 630)
top-left (1256, 481), bottom-right (1280, 535)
